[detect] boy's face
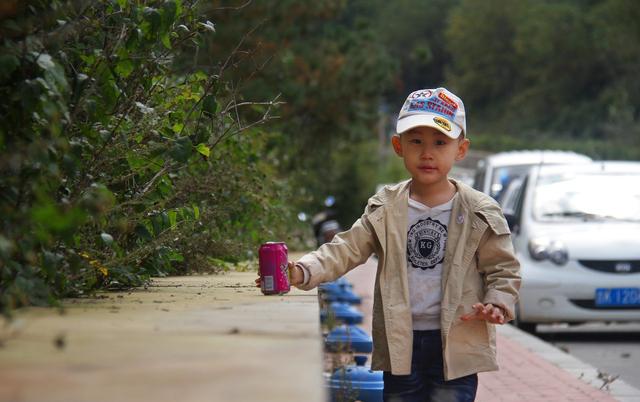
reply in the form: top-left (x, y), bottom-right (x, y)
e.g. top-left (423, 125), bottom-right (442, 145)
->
top-left (391, 126), bottom-right (469, 188)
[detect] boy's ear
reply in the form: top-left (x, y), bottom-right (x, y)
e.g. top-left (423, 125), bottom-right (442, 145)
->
top-left (455, 138), bottom-right (470, 161)
top-left (391, 135), bottom-right (403, 156)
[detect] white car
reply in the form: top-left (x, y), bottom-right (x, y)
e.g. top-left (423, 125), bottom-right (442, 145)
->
top-left (473, 150), bottom-right (592, 201)
top-left (500, 161), bottom-right (640, 333)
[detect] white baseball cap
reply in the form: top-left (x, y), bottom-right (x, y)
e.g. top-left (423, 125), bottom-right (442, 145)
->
top-left (396, 87), bottom-right (467, 139)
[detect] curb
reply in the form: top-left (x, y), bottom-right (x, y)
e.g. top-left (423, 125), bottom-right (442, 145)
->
top-left (499, 324), bottom-right (640, 402)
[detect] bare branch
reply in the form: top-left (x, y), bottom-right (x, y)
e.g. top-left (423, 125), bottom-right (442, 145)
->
top-left (140, 163), bottom-right (172, 196)
top-left (211, 93), bottom-right (282, 149)
top-left (218, 19), bottom-right (266, 78)
top-left (220, 99), bottom-right (285, 116)
top-left (212, 0), bottom-right (253, 11)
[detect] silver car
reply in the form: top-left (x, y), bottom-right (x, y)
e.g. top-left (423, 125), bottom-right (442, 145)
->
top-left (501, 161), bottom-right (640, 333)
top-left (473, 150), bottom-right (592, 201)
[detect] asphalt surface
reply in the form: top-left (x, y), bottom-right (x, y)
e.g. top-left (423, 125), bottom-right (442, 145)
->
top-left (537, 322), bottom-right (640, 390)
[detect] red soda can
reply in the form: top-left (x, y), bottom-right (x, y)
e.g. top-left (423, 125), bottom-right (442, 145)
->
top-left (259, 242), bottom-right (290, 295)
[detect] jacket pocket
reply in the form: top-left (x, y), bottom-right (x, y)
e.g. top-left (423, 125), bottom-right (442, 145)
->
top-left (476, 210), bottom-right (510, 235)
top-left (450, 314), bottom-right (490, 351)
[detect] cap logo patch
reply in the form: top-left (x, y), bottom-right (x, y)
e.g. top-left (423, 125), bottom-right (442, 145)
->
top-left (438, 92), bottom-right (458, 108)
top-left (410, 90), bottom-right (433, 99)
top-left (407, 95), bottom-right (457, 119)
top-left (433, 116), bottom-right (451, 131)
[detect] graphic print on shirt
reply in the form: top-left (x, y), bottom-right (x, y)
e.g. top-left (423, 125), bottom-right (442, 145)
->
top-left (407, 217), bottom-right (447, 270)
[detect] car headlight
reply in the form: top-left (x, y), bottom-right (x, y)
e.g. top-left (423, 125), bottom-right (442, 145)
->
top-left (528, 238), bottom-right (569, 265)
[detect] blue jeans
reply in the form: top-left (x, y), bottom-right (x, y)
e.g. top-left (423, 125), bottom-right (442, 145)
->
top-left (383, 330), bottom-right (478, 402)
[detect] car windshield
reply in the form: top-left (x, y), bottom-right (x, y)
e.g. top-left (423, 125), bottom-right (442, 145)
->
top-left (533, 172), bottom-right (640, 222)
top-left (490, 165), bottom-right (532, 199)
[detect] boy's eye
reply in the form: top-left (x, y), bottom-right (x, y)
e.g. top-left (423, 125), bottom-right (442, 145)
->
top-left (410, 139), bottom-right (421, 144)
top-left (435, 140), bottom-right (447, 146)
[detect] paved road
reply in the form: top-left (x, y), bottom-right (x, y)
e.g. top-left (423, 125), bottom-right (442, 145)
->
top-left (536, 323), bottom-right (640, 391)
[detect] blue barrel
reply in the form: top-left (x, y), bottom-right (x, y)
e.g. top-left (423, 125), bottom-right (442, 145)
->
top-left (335, 277), bottom-right (353, 288)
top-left (319, 278), bottom-right (361, 304)
top-left (319, 278), bottom-right (354, 293)
top-left (328, 355), bottom-right (383, 402)
top-left (320, 302), bottom-right (363, 325)
top-left (325, 324), bottom-right (373, 353)
top-left (322, 285), bottom-right (362, 305)
top-left (319, 281), bottom-right (343, 296)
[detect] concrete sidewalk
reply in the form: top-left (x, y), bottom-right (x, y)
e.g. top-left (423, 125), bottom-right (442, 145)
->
top-left (344, 257), bottom-right (640, 402)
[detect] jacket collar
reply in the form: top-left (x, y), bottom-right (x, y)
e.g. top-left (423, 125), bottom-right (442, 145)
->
top-left (380, 178), bottom-right (478, 212)
top-left (368, 177), bottom-right (489, 249)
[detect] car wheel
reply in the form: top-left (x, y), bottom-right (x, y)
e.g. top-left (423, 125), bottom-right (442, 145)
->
top-left (511, 304), bottom-right (537, 334)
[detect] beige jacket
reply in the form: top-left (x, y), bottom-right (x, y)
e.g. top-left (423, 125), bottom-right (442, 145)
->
top-left (297, 179), bottom-right (521, 380)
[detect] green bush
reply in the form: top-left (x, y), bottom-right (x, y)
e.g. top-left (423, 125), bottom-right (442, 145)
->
top-left (0, 0), bottom-right (300, 314)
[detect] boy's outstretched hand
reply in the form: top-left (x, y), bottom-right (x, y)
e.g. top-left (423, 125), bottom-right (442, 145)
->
top-left (254, 261), bottom-right (304, 288)
top-left (460, 303), bottom-right (505, 325)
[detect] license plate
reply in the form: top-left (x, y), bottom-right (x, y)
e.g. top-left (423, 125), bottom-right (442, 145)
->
top-left (595, 288), bottom-right (640, 307)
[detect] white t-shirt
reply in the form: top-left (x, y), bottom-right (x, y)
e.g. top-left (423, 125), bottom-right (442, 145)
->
top-left (406, 193), bottom-right (457, 330)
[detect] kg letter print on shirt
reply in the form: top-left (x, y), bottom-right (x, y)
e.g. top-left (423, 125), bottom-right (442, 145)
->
top-left (407, 217), bottom-right (447, 270)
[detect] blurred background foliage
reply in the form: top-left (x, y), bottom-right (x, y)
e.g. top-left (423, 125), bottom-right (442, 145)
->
top-left (1, 0), bottom-right (639, 313)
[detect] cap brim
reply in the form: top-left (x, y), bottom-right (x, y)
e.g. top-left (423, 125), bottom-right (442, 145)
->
top-left (396, 114), bottom-right (462, 139)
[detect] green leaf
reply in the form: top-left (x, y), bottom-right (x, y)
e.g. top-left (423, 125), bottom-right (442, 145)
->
top-left (0, 235), bottom-right (15, 258)
top-left (99, 129), bottom-right (111, 142)
top-left (31, 201), bottom-right (87, 241)
top-left (98, 74), bottom-right (120, 112)
top-left (193, 71), bottom-right (208, 81)
top-left (126, 28), bottom-right (141, 50)
top-left (36, 53), bottom-right (69, 94)
top-left (198, 20), bottom-right (216, 33)
top-left (157, 177), bottom-right (173, 197)
top-left (115, 60), bottom-right (134, 78)
top-left (126, 152), bottom-right (147, 171)
top-left (80, 54), bottom-right (95, 66)
top-left (192, 205), bottom-right (200, 220)
top-left (36, 53), bottom-right (55, 70)
top-left (202, 95), bottom-right (217, 115)
top-left (135, 223), bottom-right (153, 241)
top-left (80, 184), bottom-right (115, 215)
top-left (168, 210), bottom-right (177, 229)
top-left (161, 0), bottom-right (178, 28)
top-left (161, 33), bottom-right (172, 49)
top-left (117, 0), bottom-right (127, 9)
top-left (195, 143), bottom-right (210, 157)
top-left (169, 137), bottom-right (192, 163)
top-left (171, 122), bottom-right (184, 133)
top-left (143, 7), bottom-right (162, 36)
top-left (0, 54), bottom-right (20, 82)
top-left (151, 212), bottom-right (168, 236)
top-left (167, 250), bottom-right (184, 262)
top-left (174, 0), bottom-right (183, 17)
top-left (100, 232), bottom-right (114, 245)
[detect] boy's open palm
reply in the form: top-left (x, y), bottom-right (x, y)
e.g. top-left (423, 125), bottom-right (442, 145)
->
top-left (460, 303), bottom-right (505, 325)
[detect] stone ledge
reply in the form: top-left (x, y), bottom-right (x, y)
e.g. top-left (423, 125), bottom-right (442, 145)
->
top-left (0, 272), bottom-right (325, 402)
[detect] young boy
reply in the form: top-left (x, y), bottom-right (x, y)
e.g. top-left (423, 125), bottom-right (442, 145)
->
top-left (259, 88), bottom-right (520, 402)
